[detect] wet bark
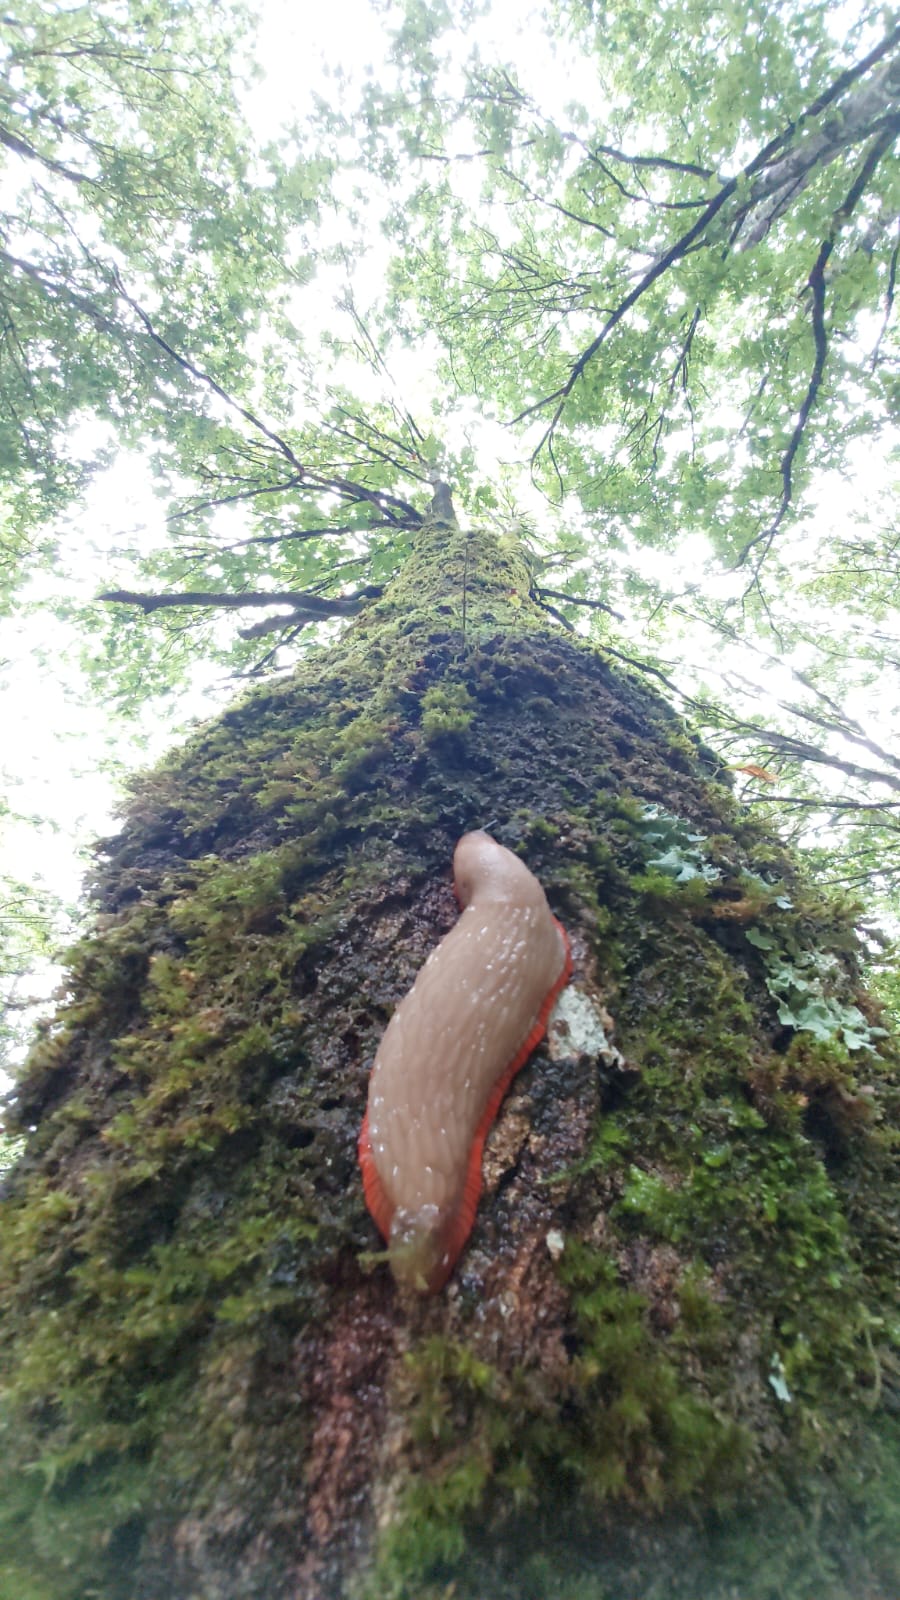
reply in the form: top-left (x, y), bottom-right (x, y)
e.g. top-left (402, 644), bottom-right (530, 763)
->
top-left (1, 515), bottom-right (898, 1600)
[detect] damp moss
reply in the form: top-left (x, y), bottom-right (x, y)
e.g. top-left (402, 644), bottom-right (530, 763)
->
top-left (365, 1411), bottom-right (900, 1600)
top-left (558, 1243), bottom-right (751, 1503)
top-left (358, 673), bottom-right (891, 1597)
top-left (419, 682), bottom-right (477, 740)
top-left (629, 866), bottom-right (714, 907)
top-left (0, 517), bottom-right (897, 1599)
top-left (363, 1339), bottom-right (513, 1596)
top-left (366, 1248), bottom-right (751, 1598)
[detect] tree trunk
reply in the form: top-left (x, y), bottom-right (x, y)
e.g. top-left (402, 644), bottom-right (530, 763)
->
top-left (2, 512), bottom-right (898, 1600)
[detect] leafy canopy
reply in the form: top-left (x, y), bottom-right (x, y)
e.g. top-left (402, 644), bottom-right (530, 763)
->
top-left (0, 0), bottom-right (309, 592)
top-left (2, 0), bottom-right (900, 909)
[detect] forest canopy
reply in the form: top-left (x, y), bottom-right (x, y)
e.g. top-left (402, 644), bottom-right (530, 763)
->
top-left (2, 0), bottom-right (900, 1049)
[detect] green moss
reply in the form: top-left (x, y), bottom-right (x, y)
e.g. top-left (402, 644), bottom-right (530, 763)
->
top-left (372, 1454), bottom-right (493, 1594)
top-left (419, 682), bottom-right (477, 739)
top-left (367, 1249), bottom-right (751, 1598)
top-left (514, 1557), bottom-right (613, 1600)
top-left (629, 867), bottom-right (713, 906)
top-left (363, 1339), bottom-right (513, 1597)
top-left (0, 1438), bottom-right (150, 1600)
top-left (524, 813), bottom-right (558, 841)
top-left (2, 516), bottom-right (897, 1598)
top-left (557, 1243), bottom-right (750, 1505)
top-left (255, 777), bottom-right (302, 812)
top-left (369, 1412), bottom-right (900, 1600)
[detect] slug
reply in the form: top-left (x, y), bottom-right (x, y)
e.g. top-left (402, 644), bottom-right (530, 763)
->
top-left (358, 830), bottom-right (572, 1293)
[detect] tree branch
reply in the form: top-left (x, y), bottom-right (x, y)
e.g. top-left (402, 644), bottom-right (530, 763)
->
top-left (533, 584), bottom-right (625, 621)
top-left (0, 122), bottom-right (96, 187)
top-left (737, 121), bottom-right (898, 565)
top-left (871, 223), bottom-right (900, 368)
top-left (586, 142), bottom-right (714, 179)
top-left (165, 476), bottom-right (306, 523)
top-left (703, 708), bottom-right (900, 792)
top-left (112, 275), bottom-right (425, 524)
top-left (512, 24), bottom-right (900, 460)
top-left (499, 165), bottom-right (615, 237)
top-left (735, 60), bottom-right (900, 249)
top-left (99, 585), bottom-right (382, 618)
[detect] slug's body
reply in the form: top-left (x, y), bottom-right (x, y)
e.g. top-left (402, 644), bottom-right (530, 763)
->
top-left (358, 831), bottom-right (571, 1293)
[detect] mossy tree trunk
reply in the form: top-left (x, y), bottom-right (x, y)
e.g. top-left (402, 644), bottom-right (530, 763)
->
top-left (2, 510), bottom-right (898, 1600)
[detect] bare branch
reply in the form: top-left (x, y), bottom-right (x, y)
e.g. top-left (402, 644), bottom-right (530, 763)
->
top-left (737, 122), bottom-right (897, 565)
top-left (99, 585), bottom-right (382, 618)
top-left (498, 165), bottom-right (614, 237)
top-left (0, 122), bottom-right (96, 187)
top-left (744, 794), bottom-right (900, 814)
top-left (238, 614), bottom-right (313, 640)
top-left (225, 518), bottom-right (406, 552)
top-left (244, 619), bottom-right (309, 675)
top-left (533, 594), bottom-right (575, 632)
top-left (533, 584), bottom-right (625, 621)
top-left (701, 705), bottom-right (900, 792)
top-left (586, 142), bottom-right (714, 180)
top-left (337, 283), bottom-right (429, 463)
top-left (166, 476), bottom-right (305, 523)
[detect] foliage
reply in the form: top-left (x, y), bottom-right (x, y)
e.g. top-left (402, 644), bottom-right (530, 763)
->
top-left (0, 0), bottom-right (301, 598)
top-left (2, 0), bottom-right (900, 901)
top-left (369, 0), bottom-right (899, 548)
top-left (346, 0), bottom-right (900, 898)
top-left (634, 804), bottom-right (722, 883)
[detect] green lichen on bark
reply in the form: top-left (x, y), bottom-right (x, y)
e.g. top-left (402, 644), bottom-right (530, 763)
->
top-left (0, 517), bottom-right (897, 1600)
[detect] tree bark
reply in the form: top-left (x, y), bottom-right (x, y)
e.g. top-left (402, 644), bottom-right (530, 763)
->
top-left (1, 516), bottom-right (898, 1600)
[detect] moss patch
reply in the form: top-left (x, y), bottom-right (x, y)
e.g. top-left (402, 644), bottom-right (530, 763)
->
top-left (1, 518), bottom-right (897, 1599)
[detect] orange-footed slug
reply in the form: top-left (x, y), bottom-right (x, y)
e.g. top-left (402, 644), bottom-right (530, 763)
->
top-left (358, 830), bottom-right (572, 1293)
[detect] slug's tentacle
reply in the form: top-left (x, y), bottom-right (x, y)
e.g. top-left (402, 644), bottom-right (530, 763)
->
top-left (359, 831), bottom-right (572, 1293)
